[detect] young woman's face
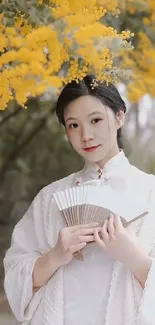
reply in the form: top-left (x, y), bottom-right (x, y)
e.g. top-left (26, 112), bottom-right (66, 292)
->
top-left (64, 95), bottom-right (124, 167)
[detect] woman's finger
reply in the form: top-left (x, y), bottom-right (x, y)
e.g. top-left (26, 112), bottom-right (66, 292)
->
top-left (75, 227), bottom-right (102, 236)
top-left (68, 227), bottom-right (101, 246)
top-left (78, 235), bottom-right (95, 243)
top-left (94, 229), bottom-right (106, 248)
top-left (113, 214), bottom-right (123, 231)
top-left (71, 222), bottom-right (99, 232)
top-left (69, 242), bottom-right (87, 254)
top-left (107, 215), bottom-right (115, 239)
top-left (101, 219), bottom-right (109, 243)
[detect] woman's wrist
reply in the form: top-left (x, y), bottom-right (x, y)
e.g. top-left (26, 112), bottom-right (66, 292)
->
top-left (127, 254), bottom-right (152, 288)
top-left (33, 246), bottom-right (63, 289)
top-left (47, 245), bottom-right (64, 270)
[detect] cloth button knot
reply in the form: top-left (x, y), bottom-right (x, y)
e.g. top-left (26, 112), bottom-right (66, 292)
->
top-left (98, 168), bottom-right (103, 179)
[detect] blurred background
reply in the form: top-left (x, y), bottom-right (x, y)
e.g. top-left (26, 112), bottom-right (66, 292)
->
top-left (1, 0), bottom-right (155, 324)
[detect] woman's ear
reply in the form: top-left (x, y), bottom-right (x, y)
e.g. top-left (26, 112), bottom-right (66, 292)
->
top-left (116, 110), bottom-right (125, 129)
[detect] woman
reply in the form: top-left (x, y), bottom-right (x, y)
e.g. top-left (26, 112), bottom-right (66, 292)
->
top-left (4, 75), bottom-right (155, 325)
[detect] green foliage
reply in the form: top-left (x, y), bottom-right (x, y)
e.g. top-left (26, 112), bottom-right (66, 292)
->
top-left (0, 0), bottom-right (53, 25)
top-left (0, 98), bottom-right (82, 225)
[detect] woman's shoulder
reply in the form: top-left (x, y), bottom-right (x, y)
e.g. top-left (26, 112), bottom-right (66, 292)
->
top-left (130, 164), bottom-right (155, 186)
top-left (15, 171), bottom-right (81, 227)
top-left (41, 170), bottom-right (80, 197)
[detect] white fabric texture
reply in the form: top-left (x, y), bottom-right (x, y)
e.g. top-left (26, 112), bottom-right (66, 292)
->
top-left (64, 242), bottom-right (115, 325)
top-left (3, 151), bottom-right (155, 325)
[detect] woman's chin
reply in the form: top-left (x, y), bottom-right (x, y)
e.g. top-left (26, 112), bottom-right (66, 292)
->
top-left (81, 152), bottom-right (105, 163)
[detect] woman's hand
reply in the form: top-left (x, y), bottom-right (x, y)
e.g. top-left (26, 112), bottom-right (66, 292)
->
top-left (54, 222), bottom-right (100, 266)
top-left (94, 214), bottom-right (149, 272)
top-left (33, 222), bottom-right (100, 290)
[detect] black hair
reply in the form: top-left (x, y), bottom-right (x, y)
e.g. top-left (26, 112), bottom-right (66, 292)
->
top-left (56, 74), bottom-right (126, 149)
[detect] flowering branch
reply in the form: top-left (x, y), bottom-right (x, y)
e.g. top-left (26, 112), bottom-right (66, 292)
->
top-left (0, 0), bottom-right (134, 110)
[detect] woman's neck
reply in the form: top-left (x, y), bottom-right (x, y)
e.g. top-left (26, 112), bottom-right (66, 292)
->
top-left (95, 147), bottom-right (120, 169)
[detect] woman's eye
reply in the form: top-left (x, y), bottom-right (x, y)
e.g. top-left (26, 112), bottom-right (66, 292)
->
top-left (92, 118), bottom-right (102, 124)
top-left (69, 123), bottom-right (79, 129)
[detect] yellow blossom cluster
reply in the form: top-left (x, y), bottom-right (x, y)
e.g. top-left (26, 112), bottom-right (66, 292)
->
top-left (51, 0), bottom-right (107, 24)
top-left (123, 32), bottom-right (155, 102)
top-left (0, 0), bottom-right (134, 110)
top-left (118, 0), bottom-right (155, 102)
top-left (98, 0), bottom-right (119, 15)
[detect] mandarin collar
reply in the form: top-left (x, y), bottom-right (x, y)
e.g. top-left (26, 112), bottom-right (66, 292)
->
top-left (74, 151), bottom-right (130, 187)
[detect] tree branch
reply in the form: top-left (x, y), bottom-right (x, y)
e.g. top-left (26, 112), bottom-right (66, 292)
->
top-left (0, 110), bottom-right (53, 182)
top-left (0, 106), bottom-right (21, 127)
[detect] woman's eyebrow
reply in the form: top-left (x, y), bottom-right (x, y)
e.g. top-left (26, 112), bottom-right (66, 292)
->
top-left (65, 117), bottom-right (77, 123)
top-left (88, 111), bottom-right (104, 117)
top-left (65, 111), bottom-right (104, 123)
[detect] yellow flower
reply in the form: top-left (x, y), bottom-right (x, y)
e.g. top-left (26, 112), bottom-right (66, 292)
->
top-left (66, 59), bottom-right (88, 83)
top-left (14, 17), bottom-right (32, 35)
top-left (74, 23), bottom-right (118, 46)
top-left (0, 73), bottom-right (13, 110)
top-left (0, 34), bottom-right (8, 52)
top-left (5, 27), bottom-right (17, 36)
top-left (8, 36), bottom-right (23, 48)
top-left (121, 30), bottom-right (134, 39)
top-left (98, 0), bottom-right (119, 15)
top-left (0, 0), bottom-right (136, 109)
top-left (52, 3), bottom-right (70, 19)
top-left (43, 76), bottom-right (63, 88)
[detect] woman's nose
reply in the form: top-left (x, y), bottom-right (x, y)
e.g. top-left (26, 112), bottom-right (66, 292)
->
top-left (81, 127), bottom-right (94, 142)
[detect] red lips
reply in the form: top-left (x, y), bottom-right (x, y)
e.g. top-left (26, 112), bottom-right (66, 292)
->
top-left (83, 145), bottom-right (100, 152)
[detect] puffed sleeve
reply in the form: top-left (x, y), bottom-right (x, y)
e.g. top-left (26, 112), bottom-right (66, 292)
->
top-left (3, 189), bottom-right (50, 323)
top-left (136, 178), bottom-right (155, 325)
top-left (136, 258), bottom-right (155, 325)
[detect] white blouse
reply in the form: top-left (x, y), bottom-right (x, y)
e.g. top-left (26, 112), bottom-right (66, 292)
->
top-left (64, 243), bottom-right (115, 325)
top-left (3, 151), bottom-right (155, 325)
top-left (64, 151), bottom-right (143, 325)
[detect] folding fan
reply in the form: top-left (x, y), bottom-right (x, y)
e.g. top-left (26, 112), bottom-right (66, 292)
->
top-left (53, 185), bottom-right (148, 261)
